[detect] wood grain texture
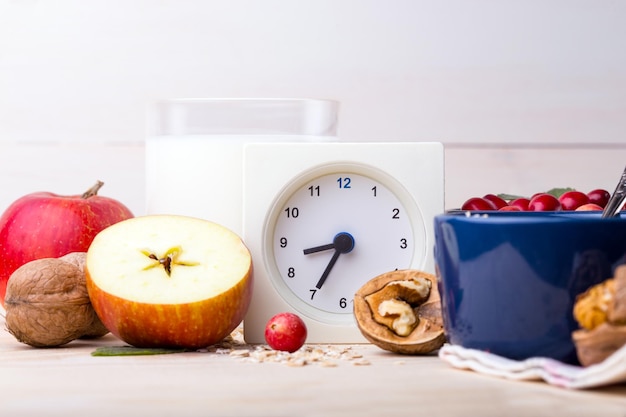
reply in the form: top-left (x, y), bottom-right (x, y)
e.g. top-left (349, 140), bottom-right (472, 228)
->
top-left (0, 317), bottom-right (625, 416)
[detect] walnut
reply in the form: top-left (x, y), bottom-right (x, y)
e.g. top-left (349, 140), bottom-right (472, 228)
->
top-left (354, 269), bottom-right (445, 354)
top-left (572, 265), bottom-right (626, 366)
top-left (572, 323), bottom-right (626, 367)
top-left (573, 278), bottom-right (615, 331)
top-left (4, 252), bottom-right (109, 347)
top-left (608, 266), bottom-right (626, 324)
top-left (57, 252), bottom-right (109, 339)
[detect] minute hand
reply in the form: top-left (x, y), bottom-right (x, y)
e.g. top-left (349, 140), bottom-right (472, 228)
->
top-left (315, 249), bottom-right (341, 289)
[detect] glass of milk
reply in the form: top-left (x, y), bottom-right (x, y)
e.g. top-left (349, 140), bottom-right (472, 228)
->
top-left (145, 98), bottom-right (339, 236)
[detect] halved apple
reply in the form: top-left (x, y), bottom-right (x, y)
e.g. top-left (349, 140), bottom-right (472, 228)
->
top-left (85, 215), bottom-right (253, 349)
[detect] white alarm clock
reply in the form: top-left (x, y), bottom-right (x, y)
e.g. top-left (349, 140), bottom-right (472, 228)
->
top-left (242, 142), bottom-right (444, 343)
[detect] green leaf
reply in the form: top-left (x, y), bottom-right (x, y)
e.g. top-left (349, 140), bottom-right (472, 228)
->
top-left (91, 346), bottom-right (190, 356)
top-left (545, 187), bottom-right (575, 198)
top-left (497, 193), bottom-right (526, 201)
top-left (497, 187), bottom-right (576, 201)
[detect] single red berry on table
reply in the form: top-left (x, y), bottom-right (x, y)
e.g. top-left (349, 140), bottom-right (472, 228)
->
top-left (528, 193), bottom-right (561, 211)
top-left (558, 190), bottom-right (590, 211)
top-left (264, 312), bottom-right (307, 353)
top-left (461, 197), bottom-right (497, 211)
top-left (587, 189), bottom-right (611, 208)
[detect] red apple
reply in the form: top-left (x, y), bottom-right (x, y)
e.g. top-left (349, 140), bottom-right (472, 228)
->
top-left (575, 203), bottom-right (603, 211)
top-left (85, 214), bottom-right (253, 349)
top-left (264, 312), bottom-right (308, 353)
top-left (0, 181), bottom-right (133, 306)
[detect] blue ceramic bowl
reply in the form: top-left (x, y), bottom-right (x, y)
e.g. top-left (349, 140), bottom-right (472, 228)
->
top-left (434, 211), bottom-right (626, 365)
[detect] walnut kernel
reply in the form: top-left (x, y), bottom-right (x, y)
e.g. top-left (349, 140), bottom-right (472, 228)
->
top-left (365, 278), bottom-right (431, 336)
top-left (572, 264), bottom-right (626, 366)
top-left (354, 269), bottom-right (445, 354)
top-left (573, 278), bottom-right (615, 330)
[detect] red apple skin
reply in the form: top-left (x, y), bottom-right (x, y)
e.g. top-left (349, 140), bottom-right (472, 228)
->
top-left (0, 182), bottom-right (133, 306)
top-left (86, 267), bottom-right (253, 349)
top-left (264, 312), bottom-right (308, 353)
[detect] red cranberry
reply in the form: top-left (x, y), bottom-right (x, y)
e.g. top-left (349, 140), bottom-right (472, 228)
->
top-left (483, 194), bottom-right (508, 209)
top-left (587, 189), bottom-right (611, 208)
top-left (558, 190), bottom-right (590, 211)
top-left (509, 198), bottom-right (530, 211)
top-left (461, 197), bottom-right (497, 211)
top-left (528, 193), bottom-right (561, 211)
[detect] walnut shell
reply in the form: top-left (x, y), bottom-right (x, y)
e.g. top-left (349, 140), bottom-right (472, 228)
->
top-left (608, 265), bottom-right (626, 324)
top-left (59, 252), bottom-right (109, 339)
top-left (572, 323), bottom-right (626, 366)
top-left (59, 252), bottom-right (86, 272)
top-left (572, 265), bottom-right (626, 366)
top-left (5, 253), bottom-right (108, 347)
top-left (354, 269), bottom-right (445, 354)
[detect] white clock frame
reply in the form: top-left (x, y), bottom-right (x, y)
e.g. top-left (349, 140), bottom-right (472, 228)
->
top-left (242, 142), bottom-right (444, 343)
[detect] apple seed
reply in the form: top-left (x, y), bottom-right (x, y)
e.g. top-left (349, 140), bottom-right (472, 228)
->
top-left (141, 246), bottom-right (198, 277)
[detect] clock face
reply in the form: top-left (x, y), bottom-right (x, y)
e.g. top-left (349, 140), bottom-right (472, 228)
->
top-left (264, 164), bottom-right (423, 325)
top-left (242, 142), bottom-right (443, 343)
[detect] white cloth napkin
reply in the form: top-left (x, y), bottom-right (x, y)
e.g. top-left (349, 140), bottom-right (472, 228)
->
top-left (438, 343), bottom-right (626, 389)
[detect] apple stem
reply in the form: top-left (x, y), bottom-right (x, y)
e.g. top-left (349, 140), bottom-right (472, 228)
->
top-left (82, 181), bottom-right (105, 199)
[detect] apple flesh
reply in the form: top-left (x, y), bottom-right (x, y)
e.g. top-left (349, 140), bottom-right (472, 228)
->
top-left (85, 215), bottom-right (253, 349)
top-left (0, 181), bottom-right (133, 306)
top-left (264, 312), bottom-right (307, 353)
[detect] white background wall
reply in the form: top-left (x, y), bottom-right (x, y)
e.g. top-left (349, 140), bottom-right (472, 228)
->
top-left (1, 0), bottom-right (625, 215)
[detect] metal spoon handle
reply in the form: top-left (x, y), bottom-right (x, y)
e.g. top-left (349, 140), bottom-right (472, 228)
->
top-left (601, 165), bottom-right (626, 218)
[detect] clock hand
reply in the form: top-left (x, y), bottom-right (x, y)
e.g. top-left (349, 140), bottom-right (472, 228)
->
top-left (303, 243), bottom-right (335, 255)
top-left (310, 232), bottom-right (355, 289)
top-left (303, 232), bottom-right (355, 255)
top-left (315, 249), bottom-right (341, 289)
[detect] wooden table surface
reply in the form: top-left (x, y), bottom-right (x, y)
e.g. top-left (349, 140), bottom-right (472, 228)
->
top-left (1, 317), bottom-right (625, 417)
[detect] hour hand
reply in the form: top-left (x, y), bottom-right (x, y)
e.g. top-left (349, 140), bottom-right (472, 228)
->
top-left (303, 243), bottom-right (335, 255)
top-left (303, 232), bottom-right (355, 256)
